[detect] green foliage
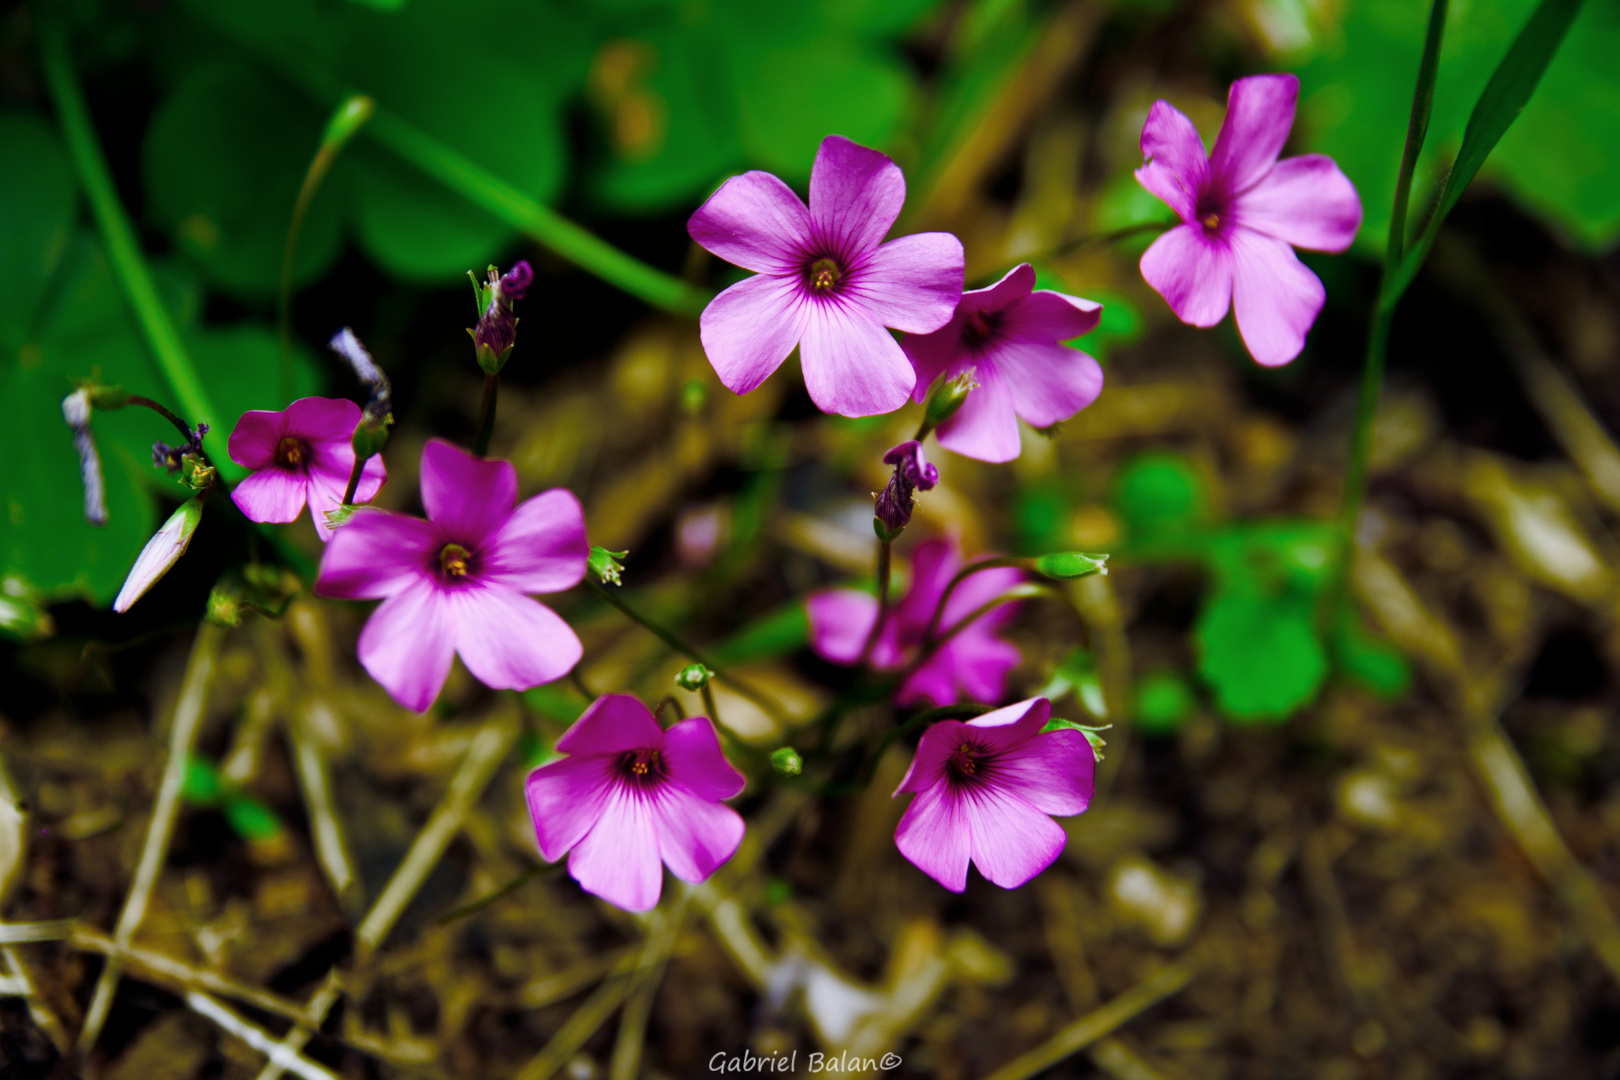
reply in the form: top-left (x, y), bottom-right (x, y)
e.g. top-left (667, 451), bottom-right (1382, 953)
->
top-left (1036, 648), bottom-right (1107, 720)
top-left (1298, 0), bottom-right (1620, 251)
top-left (1113, 452), bottom-right (1205, 539)
top-left (710, 603), bottom-right (810, 667)
top-left (1134, 670), bottom-right (1195, 735)
top-left (181, 754), bottom-right (285, 842)
top-left (1333, 613), bottom-right (1413, 698)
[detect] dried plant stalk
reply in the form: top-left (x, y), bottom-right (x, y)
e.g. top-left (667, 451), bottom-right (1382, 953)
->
top-left (188, 992), bottom-right (339, 1080)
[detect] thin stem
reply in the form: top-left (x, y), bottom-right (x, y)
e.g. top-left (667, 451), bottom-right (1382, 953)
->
top-left (856, 539), bottom-right (893, 668)
top-left (473, 372), bottom-right (498, 457)
top-left (922, 556), bottom-right (1026, 644)
top-left (910, 583), bottom-right (1046, 677)
top-left (1015, 220), bottom-right (1169, 269)
top-left (652, 695), bottom-right (686, 724)
top-left (700, 682), bottom-right (721, 729)
top-left (435, 864), bottom-right (560, 926)
top-left (41, 28), bottom-right (242, 482)
top-left (584, 578), bottom-right (788, 724)
top-left (340, 455), bottom-right (367, 506)
top-left (568, 667), bottom-right (595, 701)
top-left (125, 395), bottom-right (195, 441)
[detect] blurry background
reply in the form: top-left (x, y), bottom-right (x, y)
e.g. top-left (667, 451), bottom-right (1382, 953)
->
top-left (2, 0), bottom-right (1620, 1076)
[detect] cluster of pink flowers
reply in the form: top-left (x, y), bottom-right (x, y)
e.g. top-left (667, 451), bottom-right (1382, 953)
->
top-left (203, 72), bottom-right (1356, 909)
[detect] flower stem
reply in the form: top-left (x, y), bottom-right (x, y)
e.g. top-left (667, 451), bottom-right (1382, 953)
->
top-left (699, 683), bottom-right (721, 729)
top-left (126, 395), bottom-right (196, 442)
top-left (473, 372), bottom-right (498, 457)
top-left (584, 578), bottom-right (788, 724)
top-left (40, 27), bottom-right (242, 484)
top-left (856, 538), bottom-right (893, 668)
top-left (911, 583), bottom-right (1046, 675)
top-left (922, 555), bottom-right (1026, 644)
top-left (341, 455), bottom-right (367, 507)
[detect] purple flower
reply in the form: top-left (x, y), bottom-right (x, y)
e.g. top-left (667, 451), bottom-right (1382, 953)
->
top-left (903, 263), bottom-right (1103, 463)
top-left (525, 694), bottom-right (746, 912)
top-left (229, 398), bottom-right (387, 541)
top-left (687, 135), bottom-right (965, 417)
top-left (893, 697), bottom-right (1094, 891)
top-left (315, 438), bottom-right (587, 713)
top-left (1135, 73), bottom-right (1362, 367)
top-left (874, 440), bottom-right (939, 536)
top-left (806, 537), bottom-right (1024, 708)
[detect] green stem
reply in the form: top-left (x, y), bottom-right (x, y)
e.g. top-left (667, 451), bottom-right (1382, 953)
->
top-left (584, 578), bottom-right (787, 723)
top-left (41, 28), bottom-right (242, 483)
top-left (126, 395), bottom-right (196, 442)
top-left (699, 683), bottom-right (721, 730)
top-left (340, 455), bottom-right (367, 506)
top-left (856, 539), bottom-right (893, 668)
top-left (910, 584), bottom-right (1046, 676)
top-left (922, 556), bottom-right (1026, 644)
top-left (473, 372), bottom-right (498, 457)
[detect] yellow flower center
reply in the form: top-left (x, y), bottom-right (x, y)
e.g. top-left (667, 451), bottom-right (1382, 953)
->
top-left (276, 436), bottom-right (308, 468)
top-left (439, 543), bottom-right (471, 579)
top-left (807, 257), bottom-right (842, 292)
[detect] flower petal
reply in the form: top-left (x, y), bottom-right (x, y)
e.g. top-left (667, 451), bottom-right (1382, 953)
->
top-left (898, 629), bottom-right (1021, 709)
top-left (1210, 73), bottom-right (1298, 197)
top-left (936, 365), bottom-right (1021, 463)
top-left (688, 170), bottom-right (814, 274)
top-left (316, 507), bottom-right (438, 600)
top-left (846, 232), bottom-right (964, 334)
top-left (990, 338), bottom-right (1104, 431)
top-left (808, 135), bottom-right (905, 259)
top-left (305, 455), bottom-right (387, 542)
top-left (662, 717), bottom-right (746, 801)
top-left (698, 272), bottom-right (810, 397)
top-left (356, 578), bottom-right (456, 713)
top-left (894, 718), bottom-right (968, 795)
top-left (806, 589), bottom-right (880, 666)
top-left (556, 693), bottom-right (666, 756)
top-left (227, 409), bottom-right (286, 470)
top-left (993, 727), bottom-right (1095, 816)
top-left (964, 785), bottom-right (1067, 889)
top-left (1230, 228), bottom-right (1326, 367)
top-left (421, 438), bottom-right (517, 546)
top-left (965, 696), bottom-right (1050, 734)
top-left (894, 785), bottom-right (971, 892)
top-left (901, 310), bottom-right (968, 405)
top-left (568, 785), bottom-right (663, 912)
top-left (1229, 153), bottom-right (1363, 252)
top-left (450, 584), bottom-right (582, 692)
top-left (1005, 286), bottom-right (1103, 342)
top-left (1139, 223), bottom-right (1233, 328)
top-left (653, 784), bottom-right (745, 884)
top-left (480, 488), bottom-right (588, 594)
top-left (891, 537), bottom-right (959, 638)
top-left (283, 396), bottom-right (363, 444)
top-left (1136, 100), bottom-right (1209, 223)
top-left (525, 753), bottom-right (615, 862)
top-left (799, 301), bottom-right (916, 417)
top-left (230, 467), bottom-right (309, 525)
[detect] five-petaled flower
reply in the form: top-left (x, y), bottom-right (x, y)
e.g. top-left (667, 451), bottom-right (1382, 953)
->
top-left (687, 134), bottom-right (965, 417)
top-left (229, 397), bottom-right (387, 541)
top-left (893, 697), bottom-right (1094, 891)
top-left (903, 263), bottom-right (1103, 463)
top-left (807, 536), bottom-right (1024, 708)
top-left (1135, 73), bottom-right (1362, 367)
top-left (525, 694), bottom-right (746, 912)
top-left (315, 438), bottom-right (587, 713)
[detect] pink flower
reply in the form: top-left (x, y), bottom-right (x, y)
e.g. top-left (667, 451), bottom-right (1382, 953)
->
top-left (315, 438), bottom-right (587, 713)
top-left (893, 697), bottom-right (1093, 891)
top-left (525, 694), bottom-right (746, 912)
top-left (806, 537), bottom-right (1024, 708)
top-left (229, 397), bottom-right (387, 540)
top-left (902, 264), bottom-right (1103, 463)
top-left (1135, 73), bottom-right (1362, 367)
top-left (687, 135), bottom-right (965, 418)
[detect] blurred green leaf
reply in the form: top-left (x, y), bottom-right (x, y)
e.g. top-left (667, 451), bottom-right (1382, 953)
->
top-left (709, 602), bottom-right (809, 667)
top-left (1036, 648), bottom-right (1107, 720)
top-left (1196, 591), bottom-right (1328, 723)
top-left (1134, 670), bottom-right (1195, 735)
top-left (1334, 614), bottom-right (1412, 698)
top-left (523, 685), bottom-right (588, 724)
top-left (0, 113), bottom-right (75, 347)
top-left (1113, 452), bottom-right (1205, 539)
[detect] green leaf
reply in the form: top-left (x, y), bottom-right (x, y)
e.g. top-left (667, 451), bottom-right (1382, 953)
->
top-left (0, 113), bottom-right (75, 349)
top-left (1035, 648), bottom-right (1107, 719)
top-left (523, 685), bottom-right (588, 724)
top-left (709, 603), bottom-right (810, 667)
top-left (1040, 717), bottom-right (1110, 761)
top-left (143, 62), bottom-right (342, 299)
top-left (221, 793), bottom-right (284, 842)
top-left (1113, 452), bottom-right (1205, 539)
top-left (1334, 615), bottom-right (1412, 699)
top-left (1134, 671), bottom-right (1195, 736)
top-left (1196, 591), bottom-right (1328, 723)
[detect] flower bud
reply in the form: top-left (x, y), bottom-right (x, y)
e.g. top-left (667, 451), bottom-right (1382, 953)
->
top-left (770, 746), bottom-right (803, 775)
top-left (1032, 552), bottom-right (1109, 579)
top-left (675, 663), bottom-right (714, 691)
top-left (469, 261), bottom-right (534, 374)
top-left (588, 545), bottom-right (628, 586)
top-left (114, 497), bottom-right (203, 613)
top-left (873, 440), bottom-right (939, 538)
top-left (920, 368), bottom-right (978, 438)
top-left (62, 389), bottom-right (108, 526)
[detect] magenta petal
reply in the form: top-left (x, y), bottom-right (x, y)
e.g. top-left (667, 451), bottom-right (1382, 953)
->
top-left (894, 719), bottom-right (966, 795)
top-left (1230, 229), bottom-right (1325, 367)
top-left (891, 538), bottom-right (957, 634)
top-left (894, 786), bottom-right (971, 892)
top-left (555, 693), bottom-right (667, 756)
top-left (316, 508), bottom-right (438, 600)
top-left (936, 365), bottom-right (1021, 463)
top-left (964, 786), bottom-right (1068, 888)
top-left (480, 488), bottom-right (588, 594)
top-left (848, 232), bottom-right (965, 335)
top-left (662, 717), bottom-right (746, 801)
top-left (1140, 223), bottom-right (1233, 328)
top-left (687, 170), bottom-right (814, 274)
top-left (1210, 73), bottom-right (1298, 197)
top-left (654, 785), bottom-right (745, 884)
top-left (808, 135), bottom-right (905, 259)
top-left (1230, 153), bottom-right (1363, 253)
top-left (420, 438), bottom-right (517, 545)
top-left (227, 410), bottom-right (286, 469)
top-left (806, 589), bottom-right (880, 666)
top-left (994, 728), bottom-right (1095, 816)
top-left (450, 585), bottom-right (582, 692)
top-left (698, 272), bottom-right (810, 397)
top-left (943, 630), bottom-right (1021, 705)
top-left (305, 455), bottom-right (386, 542)
top-left (800, 302), bottom-right (916, 417)
top-left (1136, 100), bottom-right (1210, 222)
top-left (995, 338), bottom-right (1104, 430)
top-left (568, 786), bottom-right (663, 911)
top-left (525, 753), bottom-right (615, 862)
top-left (966, 696), bottom-right (1050, 734)
top-left (230, 467), bottom-right (309, 524)
top-left (283, 396), bottom-right (363, 444)
top-left (356, 578), bottom-right (455, 713)
top-left (1006, 287), bottom-right (1103, 342)
top-left (900, 310), bottom-right (967, 405)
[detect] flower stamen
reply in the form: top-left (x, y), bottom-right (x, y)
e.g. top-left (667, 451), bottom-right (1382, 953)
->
top-left (1200, 212), bottom-right (1221, 232)
top-left (276, 436), bottom-right (308, 469)
top-left (439, 543), bottom-right (472, 580)
top-left (807, 257), bottom-right (843, 293)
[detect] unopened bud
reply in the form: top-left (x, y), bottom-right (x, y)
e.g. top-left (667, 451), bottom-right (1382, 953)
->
top-left (114, 497), bottom-right (204, 613)
top-left (469, 261), bottom-right (533, 374)
top-left (919, 368), bottom-right (978, 438)
top-left (62, 389), bottom-right (108, 526)
top-left (770, 746), bottom-right (803, 775)
top-left (1032, 552), bottom-right (1109, 579)
top-left (206, 586), bottom-right (242, 627)
top-left (675, 663), bottom-right (714, 691)
top-left (588, 545), bottom-right (628, 586)
top-left (874, 440), bottom-right (939, 537)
